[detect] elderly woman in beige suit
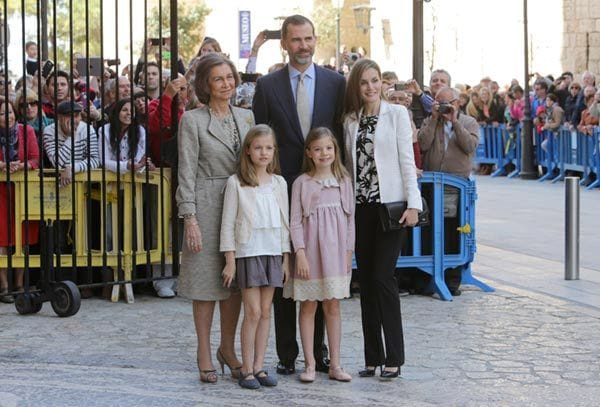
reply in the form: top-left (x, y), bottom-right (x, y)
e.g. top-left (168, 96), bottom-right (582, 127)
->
top-left (176, 53), bottom-right (255, 384)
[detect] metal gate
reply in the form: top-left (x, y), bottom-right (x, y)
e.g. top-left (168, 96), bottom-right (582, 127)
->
top-left (1, 0), bottom-right (182, 316)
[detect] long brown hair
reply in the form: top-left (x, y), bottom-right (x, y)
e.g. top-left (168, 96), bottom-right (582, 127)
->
top-left (343, 59), bottom-right (382, 120)
top-left (237, 124), bottom-right (281, 187)
top-left (301, 127), bottom-right (349, 182)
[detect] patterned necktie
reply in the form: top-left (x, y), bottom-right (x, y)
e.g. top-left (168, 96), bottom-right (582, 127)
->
top-left (296, 72), bottom-right (311, 139)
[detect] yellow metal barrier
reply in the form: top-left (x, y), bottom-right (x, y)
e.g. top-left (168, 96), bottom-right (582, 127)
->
top-left (0, 169), bottom-right (173, 303)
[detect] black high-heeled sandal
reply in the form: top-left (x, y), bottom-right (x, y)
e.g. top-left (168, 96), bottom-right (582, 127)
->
top-left (216, 347), bottom-right (242, 379)
top-left (358, 366), bottom-right (379, 377)
top-left (380, 366), bottom-right (400, 380)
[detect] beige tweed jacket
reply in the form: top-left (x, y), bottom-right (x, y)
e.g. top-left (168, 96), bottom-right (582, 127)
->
top-left (176, 105), bottom-right (255, 301)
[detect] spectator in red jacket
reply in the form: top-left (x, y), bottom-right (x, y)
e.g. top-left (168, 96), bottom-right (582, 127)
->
top-left (147, 75), bottom-right (189, 166)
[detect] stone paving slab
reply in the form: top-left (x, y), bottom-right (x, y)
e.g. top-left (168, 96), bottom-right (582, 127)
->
top-left (474, 175), bottom-right (600, 272)
top-left (1, 286), bottom-right (599, 406)
top-left (475, 244), bottom-right (600, 310)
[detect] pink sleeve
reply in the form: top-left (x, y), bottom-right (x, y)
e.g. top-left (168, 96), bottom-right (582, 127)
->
top-left (345, 178), bottom-right (355, 251)
top-left (289, 178), bottom-right (305, 252)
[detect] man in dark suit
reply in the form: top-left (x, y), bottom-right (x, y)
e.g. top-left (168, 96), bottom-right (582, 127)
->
top-left (252, 14), bottom-right (345, 375)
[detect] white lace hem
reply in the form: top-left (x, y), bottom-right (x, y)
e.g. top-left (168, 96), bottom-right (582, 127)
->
top-left (283, 276), bottom-right (351, 301)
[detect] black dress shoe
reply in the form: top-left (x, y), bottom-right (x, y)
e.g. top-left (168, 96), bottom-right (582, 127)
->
top-left (276, 362), bottom-right (295, 375)
top-left (315, 358), bottom-right (330, 373)
top-left (358, 366), bottom-right (378, 377)
top-left (380, 367), bottom-right (400, 380)
top-left (450, 288), bottom-right (462, 296)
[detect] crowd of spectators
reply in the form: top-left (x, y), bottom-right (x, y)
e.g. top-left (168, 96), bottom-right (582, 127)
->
top-left (1, 31), bottom-right (599, 303)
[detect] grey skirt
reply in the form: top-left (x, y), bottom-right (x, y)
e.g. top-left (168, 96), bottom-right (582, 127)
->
top-left (236, 255), bottom-right (283, 289)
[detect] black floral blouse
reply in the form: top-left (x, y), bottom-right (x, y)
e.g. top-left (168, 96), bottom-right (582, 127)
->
top-left (355, 114), bottom-right (380, 204)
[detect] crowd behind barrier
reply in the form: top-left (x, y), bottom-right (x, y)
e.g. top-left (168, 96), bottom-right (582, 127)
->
top-left (0, 169), bottom-right (173, 306)
top-left (474, 124), bottom-right (600, 190)
top-left (7, 6), bottom-right (596, 314)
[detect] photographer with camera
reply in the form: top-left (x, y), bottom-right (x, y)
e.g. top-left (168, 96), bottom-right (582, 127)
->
top-left (418, 86), bottom-right (479, 296)
top-left (404, 69), bottom-right (451, 128)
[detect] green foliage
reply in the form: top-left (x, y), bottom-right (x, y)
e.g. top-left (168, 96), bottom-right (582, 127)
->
top-left (3, 0), bottom-right (101, 67)
top-left (3, 0), bottom-right (210, 69)
top-left (3, 0), bottom-right (37, 16)
top-left (50, 0), bottom-right (102, 66)
top-left (147, 1), bottom-right (211, 64)
top-left (311, 0), bottom-right (336, 60)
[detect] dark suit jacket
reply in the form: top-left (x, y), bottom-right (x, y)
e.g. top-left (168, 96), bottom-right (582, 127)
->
top-left (252, 64), bottom-right (345, 183)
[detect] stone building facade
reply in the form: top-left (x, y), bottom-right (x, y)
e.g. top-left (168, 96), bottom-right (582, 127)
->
top-left (562, 0), bottom-right (600, 76)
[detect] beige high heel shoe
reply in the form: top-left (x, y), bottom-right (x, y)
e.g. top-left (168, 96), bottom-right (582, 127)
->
top-left (216, 347), bottom-right (242, 379)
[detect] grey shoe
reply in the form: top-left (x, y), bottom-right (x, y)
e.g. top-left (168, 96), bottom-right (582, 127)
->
top-left (238, 372), bottom-right (260, 390)
top-left (156, 287), bottom-right (175, 298)
top-left (255, 370), bottom-right (277, 387)
top-left (0, 290), bottom-right (14, 304)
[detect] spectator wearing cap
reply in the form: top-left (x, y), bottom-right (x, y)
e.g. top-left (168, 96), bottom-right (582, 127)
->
top-left (42, 100), bottom-right (100, 188)
top-left (14, 89), bottom-right (54, 136)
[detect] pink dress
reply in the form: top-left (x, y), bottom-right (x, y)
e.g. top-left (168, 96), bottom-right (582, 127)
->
top-left (284, 174), bottom-right (355, 301)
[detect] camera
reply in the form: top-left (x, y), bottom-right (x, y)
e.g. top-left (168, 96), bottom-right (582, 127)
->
top-left (264, 30), bottom-right (281, 40)
top-left (394, 83), bottom-right (407, 91)
top-left (438, 102), bottom-right (453, 114)
top-left (348, 52), bottom-right (360, 62)
top-left (41, 60), bottom-right (54, 79)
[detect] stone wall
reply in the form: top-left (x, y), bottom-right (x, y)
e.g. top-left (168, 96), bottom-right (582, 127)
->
top-left (562, 0), bottom-right (600, 76)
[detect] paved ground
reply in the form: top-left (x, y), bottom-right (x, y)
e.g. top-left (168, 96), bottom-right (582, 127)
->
top-left (1, 175), bottom-right (599, 406)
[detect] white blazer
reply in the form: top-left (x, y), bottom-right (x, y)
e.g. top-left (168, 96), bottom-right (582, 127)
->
top-left (343, 100), bottom-right (422, 210)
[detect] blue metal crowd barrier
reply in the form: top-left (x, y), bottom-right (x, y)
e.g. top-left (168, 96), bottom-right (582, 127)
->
top-left (474, 125), bottom-right (521, 178)
top-left (551, 128), bottom-right (594, 185)
top-left (474, 123), bottom-right (599, 189)
top-left (534, 129), bottom-right (560, 181)
top-left (587, 128), bottom-right (600, 190)
top-left (395, 172), bottom-right (494, 301)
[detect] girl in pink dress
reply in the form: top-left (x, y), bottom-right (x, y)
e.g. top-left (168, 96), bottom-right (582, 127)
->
top-left (285, 127), bottom-right (354, 383)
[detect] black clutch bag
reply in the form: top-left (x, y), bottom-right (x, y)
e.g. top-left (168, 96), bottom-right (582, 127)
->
top-left (379, 198), bottom-right (430, 232)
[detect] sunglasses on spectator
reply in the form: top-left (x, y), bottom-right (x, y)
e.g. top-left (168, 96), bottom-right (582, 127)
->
top-left (571, 86), bottom-right (580, 89)
top-left (0, 80), bottom-right (11, 86)
top-left (20, 101), bottom-right (39, 108)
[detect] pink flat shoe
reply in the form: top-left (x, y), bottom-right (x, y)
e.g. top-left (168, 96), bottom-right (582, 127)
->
top-left (299, 365), bottom-right (316, 383)
top-left (329, 366), bottom-right (352, 382)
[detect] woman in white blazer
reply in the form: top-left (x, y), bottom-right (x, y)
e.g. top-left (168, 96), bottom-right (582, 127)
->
top-left (343, 59), bottom-right (422, 380)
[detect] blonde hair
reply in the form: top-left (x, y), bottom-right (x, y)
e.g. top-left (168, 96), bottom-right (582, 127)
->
top-left (301, 127), bottom-right (349, 182)
top-left (466, 92), bottom-right (482, 118)
top-left (479, 86), bottom-right (493, 109)
top-left (237, 124), bottom-right (281, 187)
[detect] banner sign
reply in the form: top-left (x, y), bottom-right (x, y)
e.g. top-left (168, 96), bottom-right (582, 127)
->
top-left (239, 11), bottom-right (251, 59)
